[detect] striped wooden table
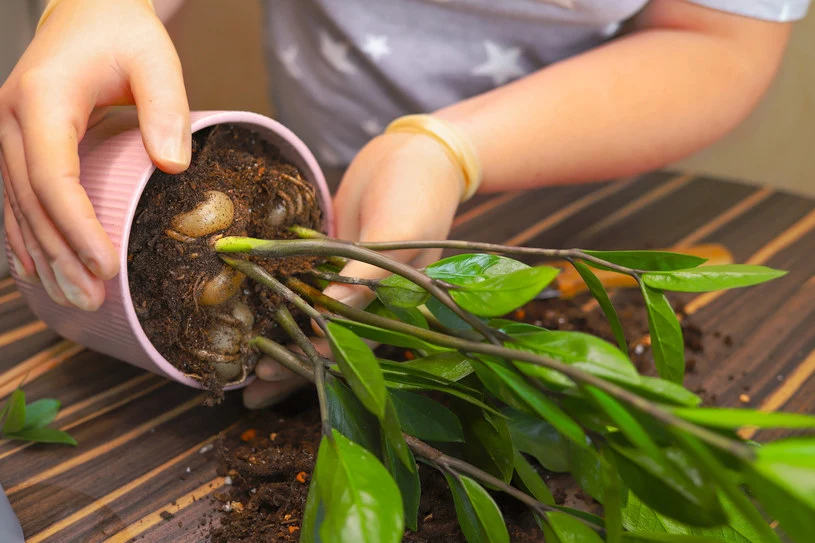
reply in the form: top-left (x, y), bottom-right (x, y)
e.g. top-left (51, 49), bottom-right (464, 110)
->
top-left (1, 170), bottom-right (814, 542)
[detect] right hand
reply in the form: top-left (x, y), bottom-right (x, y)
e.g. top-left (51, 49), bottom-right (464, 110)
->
top-left (0, 0), bottom-right (191, 310)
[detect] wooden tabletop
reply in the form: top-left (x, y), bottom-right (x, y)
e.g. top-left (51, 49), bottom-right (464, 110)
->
top-left (2, 170), bottom-right (814, 542)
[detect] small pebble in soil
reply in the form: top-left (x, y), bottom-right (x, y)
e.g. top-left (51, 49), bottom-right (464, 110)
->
top-left (224, 476), bottom-right (233, 485)
top-left (160, 511), bottom-right (174, 521)
top-left (185, 467), bottom-right (191, 473)
top-left (199, 443), bottom-right (215, 454)
top-left (739, 393), bottom-right (751, 403)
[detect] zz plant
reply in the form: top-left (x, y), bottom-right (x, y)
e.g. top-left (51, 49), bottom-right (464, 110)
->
top-left (212, 227), bottom-right (813, 543)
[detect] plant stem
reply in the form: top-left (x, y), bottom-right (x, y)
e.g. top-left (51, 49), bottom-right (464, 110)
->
top-left (273, 306), bottom-right (331, 436)
top-left (309, 269), bottom-right (379, 289)
top-left (288, 278), bottom-right (754, 462)
top-left (220, 256), bottom-right (327, 333)
top-left (216, 237), bottom-right (502, 344)
top-left (250, 337), bottom-right (317, 383)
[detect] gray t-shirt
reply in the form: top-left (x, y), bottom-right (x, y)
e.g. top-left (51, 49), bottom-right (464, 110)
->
top-left (261, 0), bottom-right (809, 167)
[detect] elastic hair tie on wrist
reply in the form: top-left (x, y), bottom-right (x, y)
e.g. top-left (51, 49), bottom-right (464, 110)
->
top-left (385, 114), bottom-right (483, 202)
top-left (37, 0), bottom-right (156, 33)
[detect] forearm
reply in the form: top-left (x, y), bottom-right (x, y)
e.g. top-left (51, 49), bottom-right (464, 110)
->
top-left (437, 5), bottom-right (790, 193)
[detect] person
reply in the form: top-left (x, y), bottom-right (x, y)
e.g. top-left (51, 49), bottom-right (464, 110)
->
top-left (0, 0), bottom-right (806, 408)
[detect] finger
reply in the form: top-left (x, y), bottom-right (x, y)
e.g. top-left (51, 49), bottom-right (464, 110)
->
top-left (14, 89), bottom-right (119, 282)
top-left (4, 199), bottom-right (36, 282)
top-left (125, 29), bottom-right (191, 173)
top-left (2, 123), bottom-right (104, 309)
top-left (243, 375), bottom-right (306, 410)
top-left (255, 356), bottom-right (297, 382)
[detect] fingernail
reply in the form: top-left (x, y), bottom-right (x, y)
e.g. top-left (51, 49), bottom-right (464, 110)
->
top-left (51, 263), bottom-right (95, 311)
top-left (11, 254), bottom-right (38, 283)
top-left (161, 122), bottom-right (190, 167)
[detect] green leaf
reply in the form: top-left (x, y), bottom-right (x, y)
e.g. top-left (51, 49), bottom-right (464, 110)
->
top-left (331, 318), bottom-right (447, 354)
top-left (508, 330), bottom-right (639, 390)
top-left (2, 390), bottom-right (26, 435)
top-left (673, 408), bottom-right (815, 430)
top-left (642, 265), bottom-right (786, 293)
top-left (401, 352), bottom-right (475, 382)
top-left (426, 296), bottom-right (476, 331)
top-left (621, 535), bottom-right (722, 542)
top-left (367, 299), bottom-right (429, 329)
top-left (586, 387), bottom-right (663, 462)
top-left (546, 511), bottom-right (604, 543)
top-left (567, 441), bottom-right (606, 503)
top-left (513, 450), bottom-right (555, 505)
top-left (313, 431), bottom-right (404, 543)
top-left (390, 389), bottom-right (464, 442)
top-left (377, 274), bottom-right (430, 308)
top-left (327, 322), bottom-right (389, 420)
top-left (383, 436), bottom-right (421, 532)
top-left (382, 370), bottom-right (501, 416)
top-left (22, 398), bottom-right (61, 430)
top-left (444, 474), bottom-right (510, 543)
top-left (326, 378), bottom-right (381, 453)
top-left (746, 438), bottom-right (815, 543)
top-left (425, 253), bottom-right (528, 283)
top-left (456, 402), bottom-right (515, 483)
top-left (573, 261), bottom-right (628, 353)
top-left (448, 266), bottom-right (560, 317)
top-left (381, 397), bottom-right (414, 470)
top-left (6, 427), bottom-right (77, 446)
top-left (640, 284), bottom-right (685, 384)
top-left (619, 376), bottom-right (701, 407)
top-left (582, 250), bottom-right (707, 271)
top-left (480, 358), bottom-right (588, 449)
top-left (503, 407), bottom-right (570, 473)
top-left (301, 469), bottom-right (325, 543)
top-left (611, 442), bottom-right (727, 527)
top-left (602, 448), bottom-right (624, 543)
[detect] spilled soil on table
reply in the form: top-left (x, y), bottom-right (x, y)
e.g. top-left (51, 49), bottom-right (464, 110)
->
top-left (210, 292), bottom-right (731, 542)
top-left (127, 124), bottom-right (323, 400)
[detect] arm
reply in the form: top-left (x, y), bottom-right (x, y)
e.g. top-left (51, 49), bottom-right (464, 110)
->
top-left (436, 0), bottom-right (792, 192)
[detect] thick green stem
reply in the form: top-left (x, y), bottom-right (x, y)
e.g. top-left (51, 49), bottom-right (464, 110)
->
top-left (288, 278), bottom-right (754, 462)
top-left (273, 306), bottom-right (330, 436)
top-left (250, 337), bottom-right (316, 383)
top-left (309, 269), bottom-right (380, 288)
top-left (216, 237), bottom-right (502, 345)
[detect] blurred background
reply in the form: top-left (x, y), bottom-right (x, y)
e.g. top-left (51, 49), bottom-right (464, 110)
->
top-left (1, 0), bottom-right (813, 197)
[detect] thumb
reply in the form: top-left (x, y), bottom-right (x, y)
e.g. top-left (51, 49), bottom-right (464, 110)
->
top-left (125, 27), bottom-right (191, 173)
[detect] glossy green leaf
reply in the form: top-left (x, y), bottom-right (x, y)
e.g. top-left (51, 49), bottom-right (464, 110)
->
top-left (425, 253), bottom-right (528, 283)
top-left (6, 427), bottom-right (77, 446)
top-left (313, 431), bottom-right (404, 543)
top-left (673, 408), bottom-right (815, 430)
top-left (640, 284), bottom-right (685, 384)
top-left (621, 534), bottom-right (722, 542)
top-left (377, 274), bottom-right (430, 308)
top-left (456, 401), bottom-right (515, 483)
top-left (381, 397), bottom-right (414, 470)
top-left (482, 359), bottom-right (588, 448)
top-left (568, 441), bottom-right (606, 503)
top-left (448, 266), bottom-right (560, 317)
top-left (22, 398), bottom-right (61, 431)
top-left (326, 378), bottom-right (380, 453)
top-left (503, 407), bottom-right (570, 473)
top-left (426, 296), bottom-right (475, 331)
top-left (390, 389), bottom-right (464, 442)
top-left (611, 442), bottom-right (727, 527)
top-left (367, 299), bottom-right (430, 329)
top-left (384, 436), bottom-right (421, 531)
top-left (401, 352), bottom-right (475, 382)
top-left (327, 322), bottom-right (388, 420)
top-left (445, 474), bottom-right (510, 543)
top-left (619, 376), bottom-right (701, 407)
top-left (546, 511), bottom-right (604, 543)
top-left (382, 370), bottom-right (501, 416)
top-left (642, 265), bottom-right (786, 293)
top-left (513, 450), bottom-right (555, 505)
top-left (2, 390), bottom-right (26, 435)
top-left (586, 386), bottom-right (663, 462)
top-left (301, 468), bottom-right (325, 543)
top-left (746, 438), bottom-right (815, 543)
top-left (573, 260), bottom-right (628, 353)
top-left (602, 448), bottom-right (624, 543)
top-left (582, 250), bottom-right (707, 271)
top-left (331, 318), bottom-right (447, 354)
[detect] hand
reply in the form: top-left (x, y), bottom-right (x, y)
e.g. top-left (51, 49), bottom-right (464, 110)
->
top-left (243, 132), bottom-right (464, 408)
top-left (0, 0), bottom-right (190, 310)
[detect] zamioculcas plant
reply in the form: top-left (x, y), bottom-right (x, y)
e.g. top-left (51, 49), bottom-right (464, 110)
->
top-left (201, 226), bottom-right (815, 543)
top-left (0, 385), bottom-right (76, 446)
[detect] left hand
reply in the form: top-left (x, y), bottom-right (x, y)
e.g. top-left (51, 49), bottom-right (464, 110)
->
top-left (243, 131), bottom-right (464, 408)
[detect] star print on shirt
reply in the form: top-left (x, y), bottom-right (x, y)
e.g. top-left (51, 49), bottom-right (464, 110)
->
top-left (472, 41), bottom-right (525, 86)
top-left (280, 46), bottom-right (303, 80)
top-left (361, 119), bottom-right (382, 136)
top-left (362, 35), bottom-right (391, 61)
top-left (320, 31), bottom-right (358, 74)
top-left (318, 142), bottom-right (342, 166)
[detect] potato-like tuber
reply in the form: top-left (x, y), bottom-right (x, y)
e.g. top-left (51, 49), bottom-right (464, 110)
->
top-left (171, 190), bottom-right (235, 238)
top-left (231, 302), bottom-right (255, 330)
top-left (199, 267), bottom-right (245, 306)
top-left (265, 198), bottom-right (288, 229)
top-left (208, 323), bottom-right (243, 355)
top-left (213, 360), bottom-right (243, 381)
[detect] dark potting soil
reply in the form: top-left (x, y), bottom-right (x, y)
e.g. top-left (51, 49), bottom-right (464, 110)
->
top-left (127, 124), bottom-right (323, 399)
top-left (211, 292), bottom-right (731, 542)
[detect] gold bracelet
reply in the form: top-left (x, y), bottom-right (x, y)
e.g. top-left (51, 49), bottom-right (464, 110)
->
top-left (385, 114), bottom-right (483, 202)
top-left (37, 0), bottom-right (156, 33)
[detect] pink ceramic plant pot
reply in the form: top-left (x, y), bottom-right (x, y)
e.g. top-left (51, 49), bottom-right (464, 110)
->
top-left (6, 110), bottom-right (335, 391)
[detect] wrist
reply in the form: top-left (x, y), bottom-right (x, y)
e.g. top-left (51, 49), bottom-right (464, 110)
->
top-left (37, 0), bottom-right (156, 32)
top-left (384, 114), bottom-right (482, 202)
